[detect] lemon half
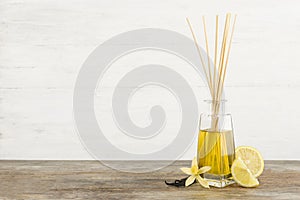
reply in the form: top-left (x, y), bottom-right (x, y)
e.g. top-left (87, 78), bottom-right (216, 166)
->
top-left (235, 146), bottom-right (264, 177)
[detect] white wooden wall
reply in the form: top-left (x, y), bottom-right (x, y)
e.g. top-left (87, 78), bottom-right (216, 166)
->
top-left (0, 0), bottom-right (300, 160)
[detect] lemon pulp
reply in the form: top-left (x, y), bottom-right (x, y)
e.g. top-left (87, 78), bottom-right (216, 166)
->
top-left (231, 158), bottom-right (259, 187)
top-left (235, 146), bottom-right (264, 177)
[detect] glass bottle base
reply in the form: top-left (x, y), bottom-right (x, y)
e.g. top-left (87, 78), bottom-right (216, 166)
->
top-left (203, 173), bottom-right (235, 188)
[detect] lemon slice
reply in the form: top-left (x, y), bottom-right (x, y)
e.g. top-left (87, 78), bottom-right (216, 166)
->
top-left (231, 158), bottom-right (259, 187)
top-left (235, 146), bottom-right (264, 177)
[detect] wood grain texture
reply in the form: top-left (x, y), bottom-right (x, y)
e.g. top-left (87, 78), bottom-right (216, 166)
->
top-left (0, 160), bottom-right (299, 199)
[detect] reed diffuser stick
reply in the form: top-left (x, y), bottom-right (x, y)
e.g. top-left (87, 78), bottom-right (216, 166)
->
top-left (202, 16), bottom-right (213, 95)
top-left (186, 18), bottom-right (213, 95)
top-left (213, 15), bottom-right (219, 100)
top-left (218, 15), bottom-right (237, 100)
top-left (216, 13), bottom-right (231, 103)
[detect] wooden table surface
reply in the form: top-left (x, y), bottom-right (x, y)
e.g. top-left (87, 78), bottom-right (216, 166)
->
top-left (0, 160), bottom-right (299, 199)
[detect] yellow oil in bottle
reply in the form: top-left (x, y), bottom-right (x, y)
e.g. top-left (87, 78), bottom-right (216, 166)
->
top-left (197, 129), bottom-right (235, 177)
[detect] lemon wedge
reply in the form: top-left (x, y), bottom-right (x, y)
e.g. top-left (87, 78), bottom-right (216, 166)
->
top-left (235, 146), bottom-right (264, 177)
top-left (231, 157), bottom-right (259, 187)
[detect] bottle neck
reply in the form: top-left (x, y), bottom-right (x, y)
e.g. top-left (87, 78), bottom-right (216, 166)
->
top-left (205, 100), bottom-right (227, 116)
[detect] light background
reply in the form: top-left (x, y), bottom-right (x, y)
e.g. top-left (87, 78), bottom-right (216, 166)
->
top-left (0, 0), bottom-right (299, 160)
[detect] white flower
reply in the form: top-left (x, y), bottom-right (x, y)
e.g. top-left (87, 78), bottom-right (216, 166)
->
top-left (180, 157), bottom-right (211, 188)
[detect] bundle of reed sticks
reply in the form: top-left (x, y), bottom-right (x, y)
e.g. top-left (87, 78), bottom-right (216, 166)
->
top-left (186, 13), bottom-right (236, 130)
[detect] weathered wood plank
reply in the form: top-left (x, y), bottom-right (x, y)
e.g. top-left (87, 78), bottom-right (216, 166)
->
top-left (0, 160), bottom-right (299, 199)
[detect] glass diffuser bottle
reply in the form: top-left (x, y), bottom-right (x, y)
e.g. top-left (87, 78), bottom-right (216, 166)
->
top-left (197, 100), bottom-right (235, 187)
top-left (187, 13), bottom-right (237, 188)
